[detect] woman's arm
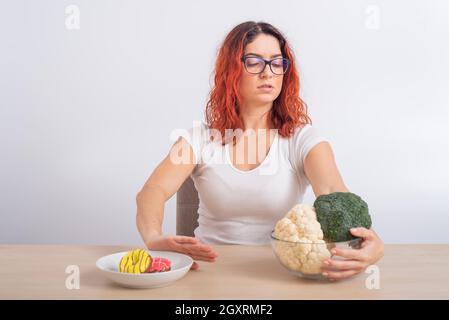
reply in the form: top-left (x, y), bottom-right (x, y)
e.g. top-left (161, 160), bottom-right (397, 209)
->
top-left (303, 141), bottom-right (349, 196)
top-left (303, 141), bottom-right (384, 281)
top-left (136, 136), bottom-right (196, 243)
top-left (136, 137), bottom-right (218, 270)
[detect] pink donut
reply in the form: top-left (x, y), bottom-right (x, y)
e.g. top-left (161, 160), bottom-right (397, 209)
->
top-left (146, 257), bottom-right (171, 273)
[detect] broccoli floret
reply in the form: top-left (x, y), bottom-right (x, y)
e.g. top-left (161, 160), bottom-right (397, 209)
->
top-left (313, 192), bottom-right (372, 242)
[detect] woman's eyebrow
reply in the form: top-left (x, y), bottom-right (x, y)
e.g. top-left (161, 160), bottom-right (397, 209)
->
top-left (245, 53), bottom-right (283, 58)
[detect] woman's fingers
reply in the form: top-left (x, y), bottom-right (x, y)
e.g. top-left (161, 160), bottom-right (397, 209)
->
top-left (190, 261), bottom-right (199, 270)
top-left (186, 246), bottom-right (218, 259)
top-left (183, 243), bottom-right (218, 257)
top-left (322, 268), bottom-right (360, 281)
top-left (331, 247), bottom-right (366, 261)
top-left (350, 227), bottom-right (375, 240)
top-left (172, 237), bottom-right (217, 255)
top-left (190, 254), bottom-right (217, 262)
top-left (146, 235), bottom-right (219, 264)
top-left (322, 258), bottom-right (364, 271)
top-left (197, 244), bottom-right (219, 256)
top-left (171, 241), bottom-right (218, 259)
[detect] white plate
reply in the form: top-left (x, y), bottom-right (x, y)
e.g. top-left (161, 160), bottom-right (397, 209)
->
top-left (96, 250), bottom-right (193, 289)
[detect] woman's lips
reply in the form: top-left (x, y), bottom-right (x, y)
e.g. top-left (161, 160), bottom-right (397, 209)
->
top-left (257, 86), bottom-right (274, 92)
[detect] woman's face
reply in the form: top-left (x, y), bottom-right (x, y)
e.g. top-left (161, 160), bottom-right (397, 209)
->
top-left (238, 33), bottom-right (284, 107)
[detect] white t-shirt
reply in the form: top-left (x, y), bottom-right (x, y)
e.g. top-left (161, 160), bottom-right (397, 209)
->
top-left (176, 121), bottom-right (330, 245)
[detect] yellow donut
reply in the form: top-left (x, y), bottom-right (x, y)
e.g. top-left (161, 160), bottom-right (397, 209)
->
top-left (119, 249), bottom-right (152, 274)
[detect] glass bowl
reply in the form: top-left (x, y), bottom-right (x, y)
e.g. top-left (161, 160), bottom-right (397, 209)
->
top-left (270, 231), bottom-right (362, 280)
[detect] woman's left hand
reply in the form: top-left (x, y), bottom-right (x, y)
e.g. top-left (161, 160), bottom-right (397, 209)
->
top-left (321, 227), bottom-right (384, 281)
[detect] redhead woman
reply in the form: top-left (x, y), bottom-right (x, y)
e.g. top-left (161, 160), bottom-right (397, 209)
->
top-left (136, 21), bottom-right (384, 281)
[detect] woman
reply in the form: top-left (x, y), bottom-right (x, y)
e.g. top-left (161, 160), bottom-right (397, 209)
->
top-left (136, 21), bottom-right (384, 281)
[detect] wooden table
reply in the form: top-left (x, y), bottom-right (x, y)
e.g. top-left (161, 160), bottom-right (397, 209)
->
top-left (0, 244), bottom-right (448, 299)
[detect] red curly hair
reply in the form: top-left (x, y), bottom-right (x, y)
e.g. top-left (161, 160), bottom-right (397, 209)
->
top-left (205, 21), bottom-right (312, 145)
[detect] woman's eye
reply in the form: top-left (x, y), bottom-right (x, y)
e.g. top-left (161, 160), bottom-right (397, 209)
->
top-left (272, 60), bottom-right (283, 68)
top-left (246, 58), bottom-right (261, 63)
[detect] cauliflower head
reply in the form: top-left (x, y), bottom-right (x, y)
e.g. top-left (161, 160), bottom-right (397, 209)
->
top-left (273, 203), bottom-right (331, 275)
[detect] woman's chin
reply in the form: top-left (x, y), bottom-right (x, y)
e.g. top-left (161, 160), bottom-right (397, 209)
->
top-left (253, 95), bottom-right (276, 103)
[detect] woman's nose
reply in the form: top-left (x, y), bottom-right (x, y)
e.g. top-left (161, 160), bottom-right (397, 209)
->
top-left (260, 65), bottom-right (273, 78)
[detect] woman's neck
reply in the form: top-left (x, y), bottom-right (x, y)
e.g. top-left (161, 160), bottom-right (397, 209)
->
top-left (239, 102), bottom-right (274, 131)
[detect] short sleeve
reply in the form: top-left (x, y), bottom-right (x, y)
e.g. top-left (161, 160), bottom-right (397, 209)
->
top-left (288, 124), bottom-right (331, 177)
top-left (170, 121), bottom-right (207, 165)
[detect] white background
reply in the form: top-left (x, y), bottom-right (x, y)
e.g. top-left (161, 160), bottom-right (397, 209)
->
top-left (1, 0), bottom-right (448, 245)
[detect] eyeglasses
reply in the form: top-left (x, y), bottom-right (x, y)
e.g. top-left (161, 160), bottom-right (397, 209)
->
top-left (241, 55), bottom-right (290, 75)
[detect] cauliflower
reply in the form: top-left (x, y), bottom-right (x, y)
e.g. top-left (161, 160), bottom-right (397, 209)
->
top-left (273, 203), bottom-right (331, 275)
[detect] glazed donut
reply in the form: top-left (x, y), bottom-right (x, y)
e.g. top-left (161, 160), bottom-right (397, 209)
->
top-left (119, 249), bottom-right (152, 274)
top-left (147, 257), bottom-right (171, 273)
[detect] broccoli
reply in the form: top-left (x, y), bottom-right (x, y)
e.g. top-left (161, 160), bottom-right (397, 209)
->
top-left (313, 192), bottom-right (372, 242)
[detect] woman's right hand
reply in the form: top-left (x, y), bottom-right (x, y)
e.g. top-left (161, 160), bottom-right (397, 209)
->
top-left (145, 235), bottom-right (218, 270)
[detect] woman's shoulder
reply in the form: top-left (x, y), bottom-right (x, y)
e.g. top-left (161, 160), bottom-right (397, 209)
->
top-left (279, 123), bottom-right (315, 146)
top-left (279, 123), bottom-right (330, 168)
top-left (291, 123), bottom-right (313, 139)
top-left (180, 121), bottom-right (210, 144)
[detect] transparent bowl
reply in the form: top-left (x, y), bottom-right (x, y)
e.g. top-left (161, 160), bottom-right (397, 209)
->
top-left (270, 231), bottom-right (362, 280)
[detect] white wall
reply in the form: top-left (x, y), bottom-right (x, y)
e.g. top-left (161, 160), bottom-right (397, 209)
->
top-left (1, 0), bottom-right (448, 245)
